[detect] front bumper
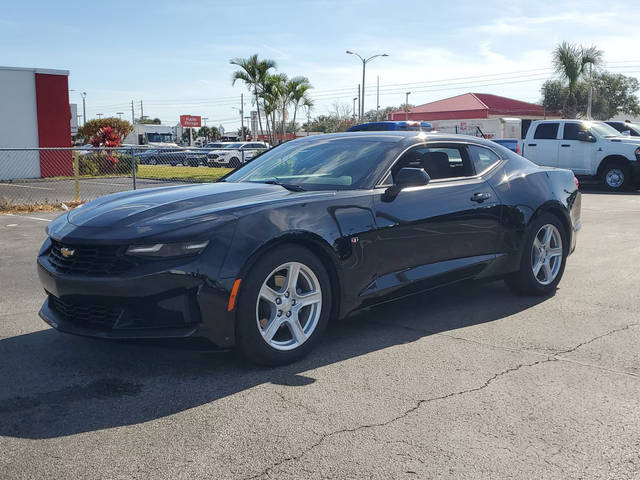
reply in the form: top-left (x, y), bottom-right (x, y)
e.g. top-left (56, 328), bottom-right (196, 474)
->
top-left (37, 255), bottom-right (237, 348)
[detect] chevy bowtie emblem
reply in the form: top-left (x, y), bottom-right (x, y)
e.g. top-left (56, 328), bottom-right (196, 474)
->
top-left (60, 247), bottom-right (75, 258)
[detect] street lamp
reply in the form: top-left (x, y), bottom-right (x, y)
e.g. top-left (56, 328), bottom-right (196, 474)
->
top-left (405, 92), bottom-right (411, 121)
top-left (346, 50), bottom-right (388, 120)
top-left (352, 97), bottom-right (358, 119)
top-left (202, 117), bottom-right (208, 126)
top-left (97, 113), bottom-right (103, 119)
top-left (116, 112), bottom-right (124, 120)
top-left (69, 90), bottom-right (87, 126)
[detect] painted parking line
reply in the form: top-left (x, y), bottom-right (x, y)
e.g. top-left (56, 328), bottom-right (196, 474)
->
top-left (2, 213), bottom-right (52, 222)
top-left (0, 183), bottom-right (55, 191)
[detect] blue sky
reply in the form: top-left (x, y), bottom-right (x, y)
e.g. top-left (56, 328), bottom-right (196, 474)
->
top-left (2, 0), bottom-right (639, 130)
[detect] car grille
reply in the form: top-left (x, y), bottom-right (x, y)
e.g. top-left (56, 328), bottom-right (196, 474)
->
top-left (51, 296), bottom-right (122, 329)
top-left (48, 240), bottom-right (134, 275)
top-left (208, 154), bottom-right (219, 159)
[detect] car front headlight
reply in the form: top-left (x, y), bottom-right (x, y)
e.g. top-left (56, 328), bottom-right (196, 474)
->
top-left (126, 240), bottom-right (209, 258)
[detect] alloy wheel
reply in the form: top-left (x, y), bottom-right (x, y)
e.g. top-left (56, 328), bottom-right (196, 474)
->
top-left (531, 224), bottom-right (563, 285)
top-left (605, 168), bottom-right (625, 189)
top-left (256, 262), bottom-right (322, 351)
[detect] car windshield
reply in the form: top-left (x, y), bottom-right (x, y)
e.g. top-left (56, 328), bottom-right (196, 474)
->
top-left (224, 143), bottom-right (244, 149)
top-left (587, 122), bottom-right (621, 138)
top-left (223, 137), bottom-right (393, 190)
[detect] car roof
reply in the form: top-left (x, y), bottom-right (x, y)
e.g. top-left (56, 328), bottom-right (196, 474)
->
top-left (291, 131), bottom-right (500, 148)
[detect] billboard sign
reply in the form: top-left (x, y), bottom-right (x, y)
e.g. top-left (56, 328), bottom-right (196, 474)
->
top-left (180, 115), bottom-right (201, 128)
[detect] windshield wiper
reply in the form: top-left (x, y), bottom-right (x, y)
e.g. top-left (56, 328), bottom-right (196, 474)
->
top-left (261, 180), bottom-right (306, 191)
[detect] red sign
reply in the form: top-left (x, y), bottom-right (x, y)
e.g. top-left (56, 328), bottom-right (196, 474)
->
top-left (180, 115), bottom-right (201, 128)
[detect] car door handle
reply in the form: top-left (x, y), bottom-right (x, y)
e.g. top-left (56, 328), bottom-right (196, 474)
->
top-left (471, 192), bottom-right (492, 203)
top-left (528, 143), bottom-right (537, 147)
top-left (561, 144), bottom-right (570, 147)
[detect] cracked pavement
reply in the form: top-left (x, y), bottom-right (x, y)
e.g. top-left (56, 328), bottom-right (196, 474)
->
top-left (1, 191), bottom-right (640, 479)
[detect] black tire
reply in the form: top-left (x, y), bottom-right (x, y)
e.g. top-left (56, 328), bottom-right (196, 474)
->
top-left (230, 157), bottom-right (241, 168)
top-left (236, 244), bottom-right (332, 366)
top-left (601, 162), bottom-right (630, 191)
top-left (505, 213), bottom-right (568, 296)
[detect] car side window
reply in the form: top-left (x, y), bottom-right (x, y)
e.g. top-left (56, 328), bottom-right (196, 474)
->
top-left (468, 145), bottom-right (501, 174)
top-left (563, 122), bottom-right (588, 140)
top-left (392, 144), bottom-right (473, 181)
top-left (534, 123), bottom-right (559, 139)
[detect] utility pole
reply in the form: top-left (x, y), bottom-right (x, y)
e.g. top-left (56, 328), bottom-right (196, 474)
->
top-left (357, 84), bottom-right (361, 120)
top-left (405, 92), bottom-right (411, 121)
top-left (352, 97), bottom-right (357, 119)
top-left (376, 75), bottom-right (380, 121)
top-left (131, 100), bottom-right (135, 124)
top-left (202, 117), bottom-right (208, 126)
top-left (240, 93), bottom-right (245, 141)
top-left (139, 100), bottom-right (144, 120)
top-left (586, 64), bottom-right (594, 120)
top-left (307, 108), bottom-right (311, 136)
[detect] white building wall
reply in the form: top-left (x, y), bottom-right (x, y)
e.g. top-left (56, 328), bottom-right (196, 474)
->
top-left (0, 68), bottom-right (40, 179)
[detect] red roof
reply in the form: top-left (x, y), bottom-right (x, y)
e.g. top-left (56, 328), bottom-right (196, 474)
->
top-left (389, 93), bottom-right (549, 121)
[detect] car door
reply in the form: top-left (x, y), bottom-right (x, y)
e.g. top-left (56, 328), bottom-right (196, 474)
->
top-left (558, 122), bottom-right (593, 174)
top-left (368, 142), bottom-right (503, 301)
top-left (525, 122), bottom-right (560, 167)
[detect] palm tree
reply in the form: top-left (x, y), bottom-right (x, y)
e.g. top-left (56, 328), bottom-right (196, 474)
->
top-left (286, 76), bottom-right (313, 136)
top-left (230, 54), bottom-right (276, 138)
top-left (552, 42), bottom-right (603, 118)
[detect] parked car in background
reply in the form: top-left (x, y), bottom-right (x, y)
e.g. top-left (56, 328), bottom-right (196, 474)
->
top-left (184, 142), bottom-right (233, 167)
top-left (144, 148), bottom-right (189, 166)
top-left (522, 120), bottom-right (640, 191)
top-left (347, 121), bottom-right (433, 132)
top-left (38, 131), bottom-right (581, 365)
top-left (207, 142), bottom-right (268, 168)
top-left (492, 138), bottom-right (521, 154)
top-left (605, 121), bottom-right (640, 137)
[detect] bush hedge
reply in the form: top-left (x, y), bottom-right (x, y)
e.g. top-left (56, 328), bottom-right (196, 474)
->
top-left (74, 152), bottom-right (139, 176)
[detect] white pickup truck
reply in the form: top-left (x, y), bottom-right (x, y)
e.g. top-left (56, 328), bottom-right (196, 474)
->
top-left (522, 120), bottom-right (640, 191)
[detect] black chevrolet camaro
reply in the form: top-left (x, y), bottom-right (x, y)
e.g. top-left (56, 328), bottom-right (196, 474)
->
top-left (38, 132), bottom-right (581, 365)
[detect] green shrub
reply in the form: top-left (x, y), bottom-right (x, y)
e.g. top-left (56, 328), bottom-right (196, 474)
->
top-left (74, 152), bottom-right (138, 176)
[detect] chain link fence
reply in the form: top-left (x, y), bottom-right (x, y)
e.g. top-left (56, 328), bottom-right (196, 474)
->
top-left (0, 146), bottom-right (266, 208)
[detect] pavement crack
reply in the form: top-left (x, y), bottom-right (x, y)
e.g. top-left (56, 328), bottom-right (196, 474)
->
top-left (244, 322), bottom-right (640, 479)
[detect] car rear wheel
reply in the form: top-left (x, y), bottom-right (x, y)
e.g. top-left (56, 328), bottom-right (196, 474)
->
top-left (601, 163), bottom-right (630, 191)
top-left (505, 213), bottom-right (567, 296)
top-left (236, 245), bottom-right (331, 365)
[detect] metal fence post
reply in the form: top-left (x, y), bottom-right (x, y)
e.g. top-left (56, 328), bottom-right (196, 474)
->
top-left (241, 149), bottom-right (245, 164)
top-left (73, 151), bottom-right (79, 202)
top-left (131, 147), bottom-right (137, 190)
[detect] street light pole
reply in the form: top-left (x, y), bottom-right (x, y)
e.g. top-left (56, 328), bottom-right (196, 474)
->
top-left (352, 97), bottom-right (357, 119)
top-left (116, 112), bottom-right (124, 120)
top-left (346, 50), bottom-right (388, 121)
top-left (405, 92), bottom-right (411, 121)
top-left (97, 113), bottom-right (103, 119)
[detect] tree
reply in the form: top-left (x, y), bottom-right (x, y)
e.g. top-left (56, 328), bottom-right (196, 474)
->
top-left (136, 117), bottom-right (161, 124)
top-left (197, 126), bottom-right (213, 140)
top-left (237, 126), bottom-right (251, 139)
top-left (541, 72), bottom-right (640, 120)
top-left (181, 128), bottom-right (198, 144)
top-left (552, 42), bottom-right (603, 118)
top-left (286, 76), bottom-right (313, 135)
top-left (79, 118), bottom-right (133, 144)
top-left (231, 54), bottom-right (277, 139)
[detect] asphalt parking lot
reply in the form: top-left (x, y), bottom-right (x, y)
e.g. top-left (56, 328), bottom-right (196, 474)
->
top-left (1, 191), bottom-right (639, 479)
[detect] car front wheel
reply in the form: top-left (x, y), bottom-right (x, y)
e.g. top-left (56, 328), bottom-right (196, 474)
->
top-left (236, 245), bottom-right (331, 365)
top-left (505, 213), bottom-right (567, 296)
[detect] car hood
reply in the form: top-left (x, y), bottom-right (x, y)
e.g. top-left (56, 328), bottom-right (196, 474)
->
top-left (47, 182), bottom-right (335, 243)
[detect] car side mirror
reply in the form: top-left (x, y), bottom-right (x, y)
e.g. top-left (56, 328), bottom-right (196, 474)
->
top-left (622, 130), bottom-right (631, 136)
top-left (576, 130), bottom-right (597, 143)
top-left (383, 167), bottom-right (430, 201)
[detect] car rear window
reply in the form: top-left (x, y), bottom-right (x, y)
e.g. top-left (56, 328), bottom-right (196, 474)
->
top-left (534, 123), bottom-right (559, 140)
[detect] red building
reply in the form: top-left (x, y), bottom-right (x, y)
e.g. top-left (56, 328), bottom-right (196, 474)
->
top-left (389, 92), bottom-right (553, 121)
top-left (0, 66), bottom-right (72, 179)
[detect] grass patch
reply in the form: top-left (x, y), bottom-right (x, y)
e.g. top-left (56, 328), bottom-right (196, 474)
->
top-left (137, 165), bottom-right (233, 182)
